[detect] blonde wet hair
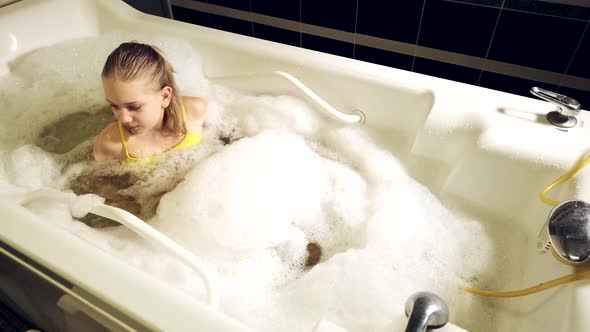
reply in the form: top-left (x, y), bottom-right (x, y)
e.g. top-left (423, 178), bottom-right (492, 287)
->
top-left (102, 41), bottom-right (186, 135)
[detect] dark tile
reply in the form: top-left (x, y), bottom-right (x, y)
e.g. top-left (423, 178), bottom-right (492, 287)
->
top-left (251, 0), bottom-right (299, 21)
top-left (504, 0), bottom-right (590, 20)
top-left (418, 0), bottom-right (500, 57)
top-left (356, 1), bottom-right (423, 44)
top-left (209, 13), bottom-right (253, 37)
top-left (254, 24), bottom-right (300, 47)
top-left (207, 0), bottom-right (251, 12)
top-left (479, 71), bottom-right (558, 97)
top-left (567, 27), bottom-right (590, 79)
top-left (123, 0), bottom-right (165, 16)
top-left (488, 10), bottom-right (585, 73)
top-left (301, 0), bottom-right (357, 32)
top-left (302, 34), bottom-right (354, 58)
top-left (413, 57), bottom-right (481, 85)
top-left (445, 0), bottom-right (503, 7)
top-left (172, 5), bottom-right (209, 27)
top-left (354, 45), bottom-right (414, 71)
top-left (556, 86), bottom-right (590, 111)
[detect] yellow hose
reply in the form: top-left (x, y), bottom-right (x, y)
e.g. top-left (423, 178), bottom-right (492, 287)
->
top-left (461, 269), bottom-right (590, 298)
top-left (463, 153), bottom-right (590, 298)
top-left (539, 153), bottom-right (590, 207)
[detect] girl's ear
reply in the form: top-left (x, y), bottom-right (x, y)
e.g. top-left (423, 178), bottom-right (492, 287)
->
top-left (161, 86), bottom-right (173, 108)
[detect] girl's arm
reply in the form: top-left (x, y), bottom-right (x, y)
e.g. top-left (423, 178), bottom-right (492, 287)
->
top-left (94, 122), bottom-right (124, 161)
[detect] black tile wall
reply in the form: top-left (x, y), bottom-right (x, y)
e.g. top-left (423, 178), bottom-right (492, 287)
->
top-left (165, 0), bottom-right (590, 105)
top-left (488, 9), bottom-right (586, 73)
top-left (479, 71), bottom-right (558, 97)
top-left (251, 0), bottom-right (299, 21)
top-left (302, 34), bottom-right (354, 58)
top-left (254, 24), bottom-right (300, 47)
top-left (453, 0), bottom-right (590, 20)
top-left (171, 5), bottom-right (209, 27)
top-left (301, 0), bottom-right (357, 33)
top-left (504, 0), bottom-right (590, 20)
top-left (557, 86), bottom-right (590, 110)
top-left (206, 0), bottom-right (251, 12)
top-left (418, 0), bottom-right (500, 58)
top-left (567, 26), bottom-right (590, 79)
top-left (354, 45), bottom-right (414, 71)
top-left (448, 0), bottom-right (502, 6)
top-left (209, 13), bottom-right (252, 37)
top-left (356, 1), bottom-right (423, 44)
top-left (123, 0), bottom-right (167, 16)
top-left (413, 57), bottom-right (481, 85)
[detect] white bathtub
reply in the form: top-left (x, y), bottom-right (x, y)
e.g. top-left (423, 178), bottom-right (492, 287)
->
top-left (1, 0), bottom-right (589, 331)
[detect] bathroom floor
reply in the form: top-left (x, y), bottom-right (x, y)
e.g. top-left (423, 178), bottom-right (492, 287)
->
top-left (0, 300), bottom-right (40, 332)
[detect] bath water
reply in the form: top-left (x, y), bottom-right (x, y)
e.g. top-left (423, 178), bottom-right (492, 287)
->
top-left (0, 33), bottom-right (526, 332)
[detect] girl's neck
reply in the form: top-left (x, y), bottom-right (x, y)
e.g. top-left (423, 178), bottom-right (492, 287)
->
top-left (144, 117), bottom-right (180, 138)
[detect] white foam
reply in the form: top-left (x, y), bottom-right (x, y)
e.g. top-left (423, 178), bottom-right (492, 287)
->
top-left (5, 145), bottom-right (61, 190)
top-left (158, 130), bottom-right (329, 251)
top-left (0, 33), bottom-right (523, 332)
top-left (70, 193), bottom-right (105, 218)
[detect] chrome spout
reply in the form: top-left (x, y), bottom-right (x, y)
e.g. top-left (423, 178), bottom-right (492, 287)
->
top-left (404, 292), bottom-right (449, 332)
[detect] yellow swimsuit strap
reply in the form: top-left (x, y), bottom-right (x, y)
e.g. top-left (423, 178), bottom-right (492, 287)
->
top-left (173, 100), bottom-right (203, 150)
top-left (117, 120), bottom-right (140, 162)
top-left (117, 100), bottom-right (202, 162)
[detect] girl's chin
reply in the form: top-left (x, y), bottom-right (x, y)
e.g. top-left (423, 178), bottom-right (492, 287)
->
top-left (127, 126), bottom-right (141, 134)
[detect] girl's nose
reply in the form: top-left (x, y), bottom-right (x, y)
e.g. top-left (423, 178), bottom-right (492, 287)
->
top-left (118, 109), bottom-right (133, 124)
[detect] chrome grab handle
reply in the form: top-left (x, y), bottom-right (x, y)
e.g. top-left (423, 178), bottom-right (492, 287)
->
top-left (530, 87), bottom-right (581, 117)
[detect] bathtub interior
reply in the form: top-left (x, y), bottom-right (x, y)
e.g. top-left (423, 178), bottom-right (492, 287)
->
top-left (1, 0), bottom-right (590, 331)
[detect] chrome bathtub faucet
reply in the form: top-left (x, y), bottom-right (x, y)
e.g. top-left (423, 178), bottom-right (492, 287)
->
top-left (404, 291), bottom-right (449, 332)
top-left (545, 200), bottom-right (590, 264)
top-left (530, 87), bottom-right (582, 128)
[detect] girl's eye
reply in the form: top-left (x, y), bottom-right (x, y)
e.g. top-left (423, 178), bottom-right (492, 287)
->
top-left (129, 105), bottom-right (141, 111)
top-left (110, 105), bottom-right (119, 110)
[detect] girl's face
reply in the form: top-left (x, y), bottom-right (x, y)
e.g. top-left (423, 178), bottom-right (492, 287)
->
top-left (102, 76), bottom-right (172, 135)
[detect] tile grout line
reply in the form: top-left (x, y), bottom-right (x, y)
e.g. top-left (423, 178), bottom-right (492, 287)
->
top-left (477, 0), bottom-right (505, 86)
top-left (299, 0), bottom-right (302, 47)
top-left (443, 0), bottom-right (499, 10)
top-left (352, 0), bottom-right (360, 59)
top-left (556, 19), bottom-right (589, 94)
top-left (169, 0), bottom-right (590, 92)
top-left (504, 6), bottom-right (588, 22)
top-left (412, 0), bottom-right (427, 71)
top-left (248, 0), bottom-right (255, 38)
top-left (444, 0), bottom-right (588, 22)
top-left (205, 0), bottom-right (211, 28)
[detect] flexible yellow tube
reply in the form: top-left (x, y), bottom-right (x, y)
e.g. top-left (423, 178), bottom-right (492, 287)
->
top-left (539, 153), bottom-right (590, 207)
top-left (463, 153), bottom-right (590, 298)
top-left (461, 269), bottom-right (590, 298)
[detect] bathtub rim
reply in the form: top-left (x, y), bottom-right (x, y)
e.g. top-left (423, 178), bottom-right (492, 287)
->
top-left (1, 0), bottom-right (590, 331)
top-left (0, 202), bottom-right (252, 332)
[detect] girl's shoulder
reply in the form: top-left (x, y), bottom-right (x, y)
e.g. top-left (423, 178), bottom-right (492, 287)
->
top-left (182, 96), bottom-right (208, 132)
top-left (93, 122), bottom-right (125, 161)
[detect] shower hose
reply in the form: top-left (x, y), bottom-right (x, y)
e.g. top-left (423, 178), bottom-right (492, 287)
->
top-left (462, 152), bottom-right (590, 298)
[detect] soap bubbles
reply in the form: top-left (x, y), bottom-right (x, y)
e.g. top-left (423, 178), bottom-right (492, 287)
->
top-left (0, 33), bottom-right (515, 332)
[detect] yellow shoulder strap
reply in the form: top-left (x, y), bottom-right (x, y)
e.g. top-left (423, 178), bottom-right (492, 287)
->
top-left (117, 121), bottom-right (134, 161)
top-left (180, 98), bottom-right (188, 123)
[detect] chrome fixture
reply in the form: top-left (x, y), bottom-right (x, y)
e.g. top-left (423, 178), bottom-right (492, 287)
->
top-left (530, 87), bottom-right (581, 128)
top-left (404, 291), bottom-right (449, 332)
top-left (546, 200), bottom-right (590, 264)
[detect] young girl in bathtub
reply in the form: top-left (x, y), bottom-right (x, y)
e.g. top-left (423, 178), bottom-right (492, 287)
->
top-left (94, 41), bottom-right (208, 162)
top-left (74, 41), bottom-right (324, 266)
top-left (72, 41), bottom-right (210, 225)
